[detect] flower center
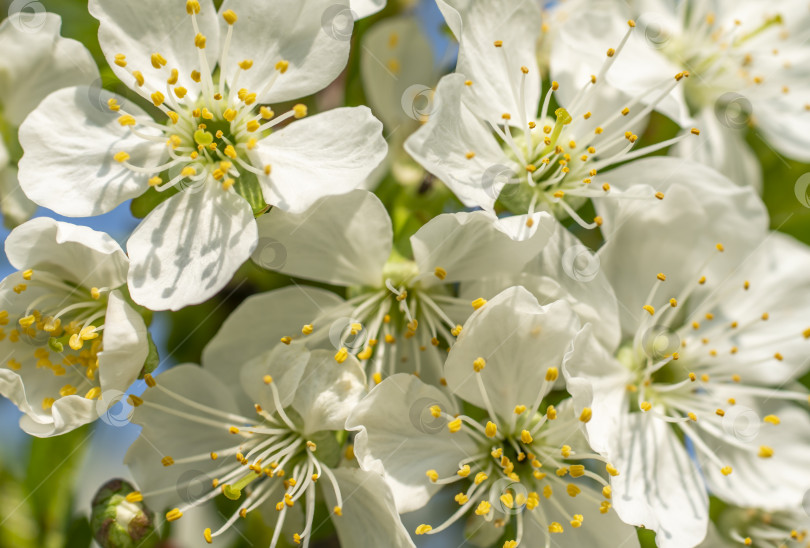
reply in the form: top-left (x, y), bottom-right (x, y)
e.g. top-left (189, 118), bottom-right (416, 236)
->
top-left (2, 269), bottom-right (110, 406)
top-left (107, 4), bottom-right (308, 215)
top-left (133, 373), bottom-right (346, 546)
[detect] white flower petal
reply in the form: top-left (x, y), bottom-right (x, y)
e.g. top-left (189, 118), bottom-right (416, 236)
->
top-left (436, 0), bottom-right (543, 121)
top-left (0, 166), bottom-right (38, 228)
top-left (252, 189), bottom-right (391, 286)
top-left (351, 0), bottom-right (386, 19)
top-left (405, 73), bottom-right (508, 211)
top-left (673, 108), bottom-right (762, 191)
top-left (18, 86), bottom-right (165, 216)
top-left (0, 13), bottom-right (98, 125)
top-left (608, 413), bottom-right (709, 548)
top-left (411, 210), bottom-right (555, 287)
top-left (254, 107), bottom-right (387, 214)
top-left (125, 364), bottom-right (242, 511)
top-left (293, 350), bottom-right (366, 433)
top-left (97, 290), bottom-right (149, 393)
top-left (346, 374), bottom-right (477, 512)
top-left (238, 344), bottom-right (312, 417)
top-left (361, 16), bottom-right (436, 128)
top-left (203, 285), bottom-right (344, 386)
top-left (595, 158), bottom-right (768, 337)
top-left (324, 467), bottom-right (416, 548)
top-left (444, 287), bottom-right (579, 422)
top-left (89, 0), bottom-right (220, 98)
top-left (126, 183), bottom-right (257, 311)
top-left (220, 0), bottom-right (351, 104)
top-left (5, 217), bottom-right (129, 289)
top-left (18, 389), bottom-right (99, 438)
top-left (753, 90), bottom-right (810, 162)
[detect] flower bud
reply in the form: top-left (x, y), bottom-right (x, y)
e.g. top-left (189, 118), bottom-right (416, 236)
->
top-left (90, 479), bottom-right (156, 548)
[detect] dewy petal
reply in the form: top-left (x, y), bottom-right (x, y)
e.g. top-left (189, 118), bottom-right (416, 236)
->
top-left (203, 285), bottom-right (345, 386)
top-left (97, 290), bottom-right (149, 394)
top-left (5, 217), bottom-right (129, 289)
top-left (405, 74), bottom-right (508, 211)
top-left (126, 183), bottom-right (257, 311)
top-left (220, 0), bottom-right (351, 104)
top-left (360, 15), bottom-right (435, 128)
top-left (609, 413), bottom-right (709, 548)
top-left (293, 350), bottom-right (366, 433)
top-left (595, 158), bottom-right (768, 337)
top-left (673, 108), bottom-right (762, 192)
top-left (346, 374), bottom-right (477, 513)
top-left (324, 467), bottom-right (416, 548)
top-left (89, 0), bottom-right (220, 99)
top-left (125, 363), bottom-right (242, 511)
top-left (0, 13), bottom-right (98, 125)
top-left (18, 86), bottom-right (165, 217)
top-left (411, 210), bottom-right (555, 287)
top-left (0, 166), bottom-right (38, 228)
top-left (252, 190), bottom-right (391, 286)
top-left (436, 0), bottom-right (542, 121)
top-left (253, 106), bottom-right (387, 214)
top-left (444, 287), bottom-right (579, 422)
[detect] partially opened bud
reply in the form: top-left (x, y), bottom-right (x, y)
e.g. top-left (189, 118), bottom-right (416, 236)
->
top-left (90, 479), bottom-right (156, 548)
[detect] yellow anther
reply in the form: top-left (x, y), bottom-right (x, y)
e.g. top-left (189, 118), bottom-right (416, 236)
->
top-left (222, 9), bottom-right (238, 24)
top-left (84, 387), bottom-right (101, 400)
top-left (415, 524), bottom-right (432, 535)
top-left (334, 347), bottom-right (349, 363)
top-left (640, 401), bottom-right (652, 412)
top-left (425, 469), bottom-right (438, 482)
top-left (293, 104), bottom-right (308, 118)
top-left (166, 508), bottom-right (183, 522)
top-left (150, 53), bottom-right (167, 69)
top-left (688, 412), bottom-right (697, 421)
top-left (758, 446), bottom-right (774, 458)
top-left (566, 484), bottom-right (581, 497)
top-left (513, 405), bottom-right (526, 415)
top-left (475, 501), bottom-right (492, 516)
top-left (246, 120), bottom-right (260, 133)
top-left (448, 418), bottom-right (462, 433)
top-left (194, 33), bottom-right (207, 49)
top-left (457, 465), bottom-right (471, 477)
top-left (520, 430), bottom-right (533, 444)
top-left (451, 325), bottom-right (462, 337)
top-left (546, 405), bottom-right (557, 420)
top-left (549, 522), bottom-right (564, 533)
top-left (485, 421), bottom-right (497, 438)
top-left (275, 60), bottom-right (290, 73)
top-left (114, 53), bottom-right (127, 67)
top-left (132, 71), bottom-right (144, 87)
top-left (161, 455), bottom-right (174, 466)
top-left (113, 151), bottom-right (130, 163)
top-left (764, 414), bottom-right (780, 425)
top-left (473, 357), bottom-right (486, 372)
top-left (602, 183), bottom-right (611, 191)
top-left (151, 91), bottom-right (165, 107)
top-left (721, 466), bottom-right (733, 476)
top-left (434, 267), bottom-right (447, 280)
top-left (471, 298), bottom-right (487, 310)
top-left (455, 492), bottom-right (469, 505)
top-left (545, 367), bottom-right (558, 382)
top-left (642, 305), bottom-right (655, 315)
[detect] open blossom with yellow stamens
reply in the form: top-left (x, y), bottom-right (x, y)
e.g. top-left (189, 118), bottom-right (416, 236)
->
top-left (701, 504), bottom-right (810, 548)
top-left (18, 0), bottom-right (387, 311)
top-left (348, 287), bottom-right (638, 547)
top-left (124, 346), bottom-right (412, 548)
top-left (556, 173), bottom-right (810, 547)
top-left (405, 1), bottom-right (698, 228)
top-left (554, 0), bottom-right (810, 188)
top-left (0, 218), bottom-right (148, 437)
top-left (201, 189), bottom-right (555, 386)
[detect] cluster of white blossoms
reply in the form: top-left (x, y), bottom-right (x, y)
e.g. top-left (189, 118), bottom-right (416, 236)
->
top-left (0, 0), bottom-right (808, 547)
